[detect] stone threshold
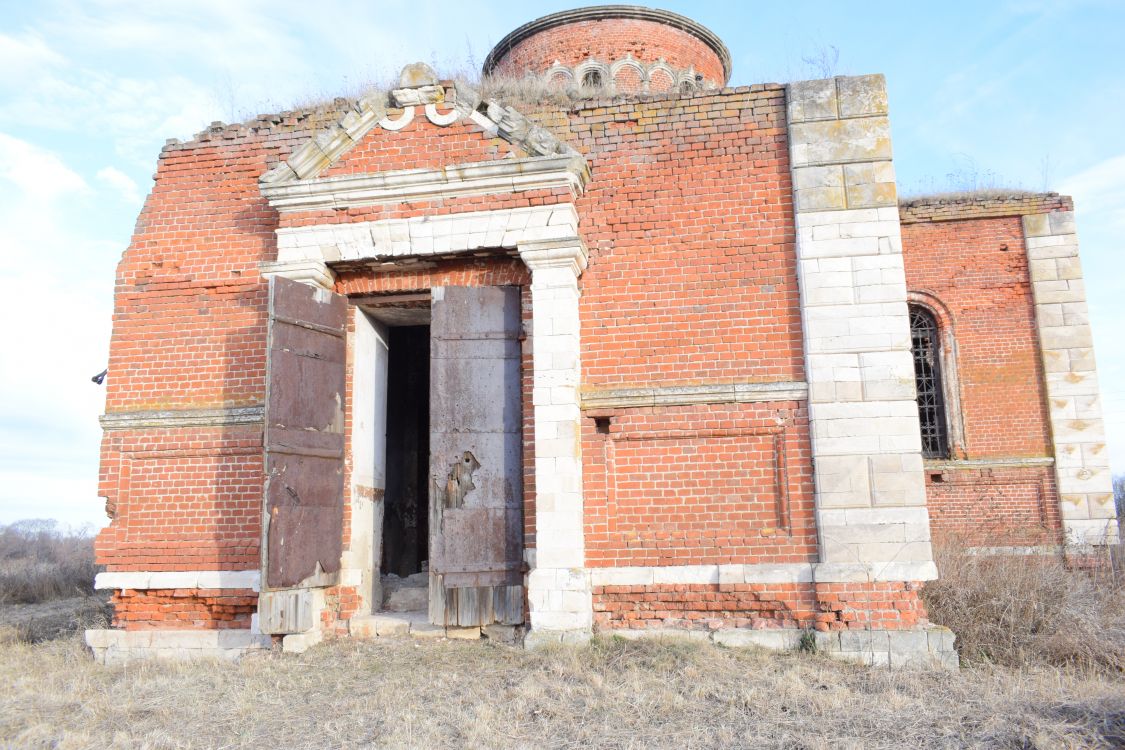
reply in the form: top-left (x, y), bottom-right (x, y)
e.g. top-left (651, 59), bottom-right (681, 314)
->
top-left (348, 612), bottom-right (522, 645)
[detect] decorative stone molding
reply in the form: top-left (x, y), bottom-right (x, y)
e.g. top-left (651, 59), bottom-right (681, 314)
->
top-left (259, 71), bottom-right (586, 187)
top-left (262, 156), bottom-right (587, 213)
top-left (787, 75), bottom-right (936, 570)
top-left (99, 406), bottom-right (263, 431)
top-left (542, 55), bottom-right (709, 95)
top-left (275, 205), bottom-right (582, 267)
top-left (85, 629), bottom-right (271, 664)
top-left (1023, 211), bottom-right (1119, 548)
top-left (581, 380), bottom-right (808, 410)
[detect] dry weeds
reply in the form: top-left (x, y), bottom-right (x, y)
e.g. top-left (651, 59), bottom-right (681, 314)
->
top-left (0, 633), bottom-right (1122, 749)
top-left (0, 521), bottom-right (98, 605)
top-left (924, 543), bottom-right (1125, 673)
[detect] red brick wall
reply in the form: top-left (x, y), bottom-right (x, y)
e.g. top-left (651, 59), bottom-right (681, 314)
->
top-left (111, 588), bottom-right (257, 630)
top-left (490, 18), bottom-right (726, 87)
top-left (901, 209), bottom-right (1061, 546)
top-left (97, 85), bottom-right (811, 630)
top-left (924, 466), bottom-right (1062, 547)
top-left (901, 216), bottom-right (1052, 458)
top-left (96, 427), bottom-right (262, 571)
top-left (594, 581), bottom-right (928, 632)
top-left (583, 402), bottom-right (815, 567)
top-left (562, 86), bottom-right (801, 389)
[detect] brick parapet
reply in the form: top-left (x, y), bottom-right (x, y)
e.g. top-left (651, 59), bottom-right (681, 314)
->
top-left (898, 193), bottom-right (1073, 224)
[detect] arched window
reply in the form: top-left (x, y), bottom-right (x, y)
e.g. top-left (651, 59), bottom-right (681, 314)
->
top-left (909, 305), bottom-right (949, 459)
top-left (582, 69), bottom-right (603, 88)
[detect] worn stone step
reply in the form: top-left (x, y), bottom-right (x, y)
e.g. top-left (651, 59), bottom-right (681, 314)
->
top-left (384, 586), bottom-right (428, 612)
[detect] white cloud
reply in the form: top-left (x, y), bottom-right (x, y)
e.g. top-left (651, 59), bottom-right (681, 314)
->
top-left (0, 30), bottom-right (66, 79)
top-left (96, 166), bottom-right (141, 204)
top-left (1059, 154), bottom-right (1125, 233)
top-left (0, 134), bottom-right (114, 528)
top-left (0, 131), bottom-right (87, 199)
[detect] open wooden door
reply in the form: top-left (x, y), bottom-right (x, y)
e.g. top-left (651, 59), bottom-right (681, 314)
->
top-left (428, 286), bottom-right (524, 627)
top-left (262, 276), bottom-right (347, 601)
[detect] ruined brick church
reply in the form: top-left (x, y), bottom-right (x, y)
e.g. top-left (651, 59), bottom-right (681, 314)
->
top-left (87, 6), bottom-right (1119, 666)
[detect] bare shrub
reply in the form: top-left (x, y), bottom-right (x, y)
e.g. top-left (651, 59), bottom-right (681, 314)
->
top-left (923, 543), bottom-right (1125, 672)
top-left (0, 520), bottom-right (98, 604)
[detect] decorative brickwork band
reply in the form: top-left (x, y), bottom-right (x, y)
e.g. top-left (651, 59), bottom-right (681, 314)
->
top-left (1023, 211), bottom-right (1120, 548)
top-left (787, 75), bottom-right (935, 573)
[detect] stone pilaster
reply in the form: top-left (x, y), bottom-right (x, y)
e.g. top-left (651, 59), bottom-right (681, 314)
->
top-left (787, 75), bottom-right (936, 580)
top-left (518, 239), bottom-right (593, 645)
top-left (1024, 211), bottom-right (1120, 548)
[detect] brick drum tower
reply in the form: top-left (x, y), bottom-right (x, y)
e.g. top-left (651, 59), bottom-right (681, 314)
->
top-left (87, 5), bottom-right (1117, 665)
top-left (483, 6), bottom-right (731, 94)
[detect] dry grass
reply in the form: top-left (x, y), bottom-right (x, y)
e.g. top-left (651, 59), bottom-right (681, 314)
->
top-left (0, 521), bottom-right (98, 605)
top-left (923, 543), bottom-right (1125, 673)
top-left (0, 632), bottom-right (1122, 749)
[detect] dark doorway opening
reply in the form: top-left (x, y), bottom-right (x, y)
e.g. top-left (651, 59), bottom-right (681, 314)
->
top-left (382, 325), bottom-right (430, 579)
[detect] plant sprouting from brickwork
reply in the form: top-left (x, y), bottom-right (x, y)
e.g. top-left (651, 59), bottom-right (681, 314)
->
top-left (800, 44), bottom-right (840, 79)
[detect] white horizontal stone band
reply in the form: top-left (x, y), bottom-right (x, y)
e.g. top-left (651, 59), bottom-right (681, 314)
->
top-left (589, 560), bottom-right (938, 587)
top-left (262, 155), bottom-right (585, 212)
top-left (100, 406), bottom-right (264, 430)
top-left (94, 570), bottom-right (261, 591)
top-left (581, 381), bottom-right (808, 409)
top-left (276, 204), bottom-right (580, 264)
top-left (924, 457), bottom-right (1055, 470)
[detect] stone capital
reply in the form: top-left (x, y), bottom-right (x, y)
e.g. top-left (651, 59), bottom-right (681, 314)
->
top-left (259, 259), bottom-right (336, 291)
top-left (518, 239), bottom-right (588, 277)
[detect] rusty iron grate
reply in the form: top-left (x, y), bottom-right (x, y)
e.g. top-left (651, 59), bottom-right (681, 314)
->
top-left (909, 305), bottom-right (949, 459)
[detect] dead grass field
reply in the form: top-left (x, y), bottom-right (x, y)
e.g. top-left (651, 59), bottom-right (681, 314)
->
top-left (1, 630), bottom-right (1123, 750)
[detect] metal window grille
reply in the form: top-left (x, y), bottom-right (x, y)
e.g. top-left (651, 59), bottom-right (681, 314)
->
top-left (909, 305), bottom-right (949, 459)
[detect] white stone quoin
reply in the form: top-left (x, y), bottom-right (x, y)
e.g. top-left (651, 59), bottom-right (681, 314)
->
top-left (1024, 211), bottom-right (1120, 548)
top-left (786, 74), bottom-right (936, 577)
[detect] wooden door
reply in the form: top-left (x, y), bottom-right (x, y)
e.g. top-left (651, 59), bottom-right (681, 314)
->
top-left (262, 276), bottom-right (347, 593)
top-left (428, 286), bottom-right (524, 627)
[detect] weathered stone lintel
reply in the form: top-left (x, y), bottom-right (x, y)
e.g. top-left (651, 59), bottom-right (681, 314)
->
top-left (581, 380), bottom-right (808, 410)
top-left (85, 628), bottom-right (272, 664)
top-left (99, 406), bottom-right (264, 431)
top-left (276, 205), bottom-right (581, 267)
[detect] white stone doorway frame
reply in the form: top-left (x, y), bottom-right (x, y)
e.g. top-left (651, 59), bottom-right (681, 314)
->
top-left (261, 195), bottom-right (595, 643)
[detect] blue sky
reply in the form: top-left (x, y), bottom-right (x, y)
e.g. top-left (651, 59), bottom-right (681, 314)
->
top-left (1, 1), bottom-right (1123, 528)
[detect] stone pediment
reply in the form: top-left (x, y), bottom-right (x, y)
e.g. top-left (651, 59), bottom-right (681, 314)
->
top-left (259, 63), bottom-right (588, 211)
